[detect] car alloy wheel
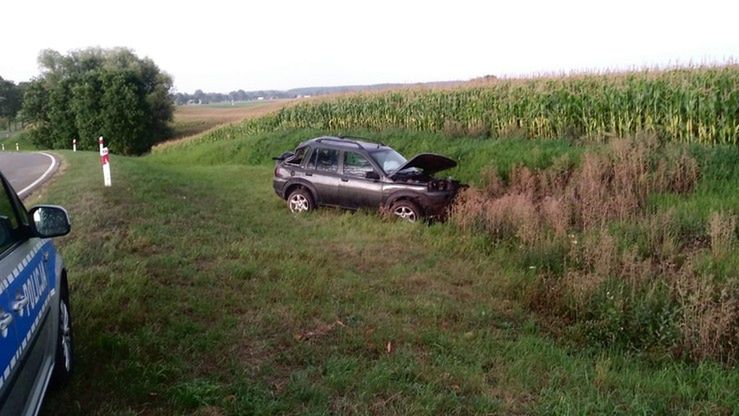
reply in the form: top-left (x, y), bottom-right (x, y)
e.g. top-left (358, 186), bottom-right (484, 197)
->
top-left (52, 282), bottom-right (74, 388)
top-left (393, 205), bottom-right (418, 222)
top-left (289, 193), bottom-right (310, 213)
top-left (59, 300), bottom-right (72, 371)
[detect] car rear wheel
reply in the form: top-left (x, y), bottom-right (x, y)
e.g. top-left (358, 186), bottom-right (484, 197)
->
top-left (391, 200), bottom-right (421, 222)
top-left (287, 188), bottom-right (314, 213)
top-left (51, 279), bottom-right (74, 388)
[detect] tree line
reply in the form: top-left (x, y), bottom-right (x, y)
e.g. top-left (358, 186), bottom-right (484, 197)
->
top-left (174, 89), bottom-right (287, 105)
top-left (173, 83), bottom-right (428, 105)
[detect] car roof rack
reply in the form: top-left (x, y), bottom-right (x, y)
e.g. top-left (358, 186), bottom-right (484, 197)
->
top-left (315, 136), bottom-right (363, 149)
top-left (339, 135), bottom-right (386, 149)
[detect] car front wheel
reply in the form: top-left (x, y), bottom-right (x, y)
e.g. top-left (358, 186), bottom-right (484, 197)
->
top-left (287, 188), bottom-right (314, 213)
top-left (391, 200), bottom-right (421, 222)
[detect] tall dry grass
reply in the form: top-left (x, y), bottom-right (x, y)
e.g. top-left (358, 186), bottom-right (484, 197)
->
top-left (452, 137), bottom-right (699, 238)
top-left (451, 138), bottom-right (738, 364)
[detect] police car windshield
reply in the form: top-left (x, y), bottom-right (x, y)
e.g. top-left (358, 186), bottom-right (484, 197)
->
top-left (369, 149), bottom-right (407, 174)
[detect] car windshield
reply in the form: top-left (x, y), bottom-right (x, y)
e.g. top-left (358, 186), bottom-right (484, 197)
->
top-left (369, 149), bottom-right (407, 174)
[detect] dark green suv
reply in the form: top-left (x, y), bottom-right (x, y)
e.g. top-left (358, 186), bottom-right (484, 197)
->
top-left (273, 136), bottom-right (463, 221)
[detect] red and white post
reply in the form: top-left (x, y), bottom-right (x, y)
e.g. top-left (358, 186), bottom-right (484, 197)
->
top-left (99, 136), bottom-right (112, 187)
top-left (72, 139), bottom-right (77, 152)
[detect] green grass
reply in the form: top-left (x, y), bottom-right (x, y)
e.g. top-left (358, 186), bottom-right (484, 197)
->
top-left (152, 128), bottom-right (583, 184)
top-left (33, 141), bottom-right (738, 414)
top-left (0, 129), bottom-right (37, 151)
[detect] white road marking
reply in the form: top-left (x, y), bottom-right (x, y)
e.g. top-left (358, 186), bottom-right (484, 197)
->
top-left (17, 152), bottom-right (57, 197)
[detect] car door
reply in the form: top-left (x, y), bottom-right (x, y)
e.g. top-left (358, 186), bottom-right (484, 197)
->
top-left (0, 175), bottom-right (56, 415)
top-left (338, 151), bottom-right (384, 209)
top-left (0, 202), bottom-right (21, 412)
top-left (306, 147), bottom-right (341, 205)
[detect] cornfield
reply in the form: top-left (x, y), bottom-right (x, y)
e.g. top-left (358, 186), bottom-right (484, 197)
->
top-left (251, 66), bottom-right (739, 144)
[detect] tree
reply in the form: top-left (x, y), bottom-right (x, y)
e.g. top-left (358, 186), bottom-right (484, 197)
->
top-left (0, 76), bottom-right (23, 130)
top-left (21, 48), bottom-right (174, 155)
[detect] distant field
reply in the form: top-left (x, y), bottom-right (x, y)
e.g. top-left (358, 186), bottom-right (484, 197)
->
top-left (196, 101), bottom-right (279, 108)
top-left (166, 100), bottom-right (293, 142)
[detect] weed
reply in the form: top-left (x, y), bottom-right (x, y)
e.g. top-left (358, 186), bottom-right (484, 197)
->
top-left (708, 211), bottom-right (737, 259)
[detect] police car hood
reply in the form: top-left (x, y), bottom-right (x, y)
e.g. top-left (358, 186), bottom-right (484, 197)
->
top-left (391, 153), bottom-right (457, 177)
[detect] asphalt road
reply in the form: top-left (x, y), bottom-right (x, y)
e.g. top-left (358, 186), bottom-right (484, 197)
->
top-left (0, 152), bottom-right (58, 198)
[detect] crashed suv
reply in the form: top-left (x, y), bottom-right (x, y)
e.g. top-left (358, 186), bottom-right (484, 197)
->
top-left (273, 136), bottom-right (463, 221)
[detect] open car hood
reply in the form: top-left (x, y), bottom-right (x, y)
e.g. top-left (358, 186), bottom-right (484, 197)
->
top-left (391, 153), bottom-right (457, 177)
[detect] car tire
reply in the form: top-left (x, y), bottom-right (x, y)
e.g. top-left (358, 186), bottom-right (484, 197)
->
top-left (287, 188), bottom-right (314, 213)
top-left (51, 278), bottom-right (74, 388)
top-left (390, 200), bottom-right (422, 222)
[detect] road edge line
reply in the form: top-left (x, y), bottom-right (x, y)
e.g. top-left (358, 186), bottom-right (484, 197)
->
top-left (18, 152), bottom-right (58, 197)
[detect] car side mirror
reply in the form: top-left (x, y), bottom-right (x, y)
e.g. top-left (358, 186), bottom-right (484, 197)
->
top-left (365, 171), bottom-right (380, 180)
top-left (29, 205), bottom-right (71, 238)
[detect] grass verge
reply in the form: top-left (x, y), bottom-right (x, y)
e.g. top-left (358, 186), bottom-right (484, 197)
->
top-left (32, 144), bottom-right (738, 415)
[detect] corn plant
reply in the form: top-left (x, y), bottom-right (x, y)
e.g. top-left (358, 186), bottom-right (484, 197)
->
top-left (253, 66), bottom-right (738, 145)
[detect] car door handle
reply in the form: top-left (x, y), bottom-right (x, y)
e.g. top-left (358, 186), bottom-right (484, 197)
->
top-left (12, 295), bottom-right (29, 314)
top-left (0, 312), bottom-right (13, 337)
top-left (341, 178), bottom-right (349, 182)
top-left (305, 172), bottom-right (313, 176)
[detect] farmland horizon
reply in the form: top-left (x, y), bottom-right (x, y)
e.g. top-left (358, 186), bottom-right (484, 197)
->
top-left (4, 52), bottom-right (738, 97)
top-left (170, 60), bottom-right (737, 98)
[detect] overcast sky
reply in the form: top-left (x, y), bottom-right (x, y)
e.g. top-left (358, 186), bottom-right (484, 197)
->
top-left (2, 0), bottom-right (737, 93)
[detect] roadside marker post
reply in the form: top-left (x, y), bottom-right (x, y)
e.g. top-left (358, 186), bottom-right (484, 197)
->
top-left (15, 143), bottom-right (19, 151)
top-left (99, 136), bottom-right (112, 187)
top-left (1, 144), bottom-right (4, 151)
top-left (73, 139), bottom-right (77, 152)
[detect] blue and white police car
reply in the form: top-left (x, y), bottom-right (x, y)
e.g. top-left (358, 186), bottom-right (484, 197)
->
top-left (0, 170), bottom-right (73, 415)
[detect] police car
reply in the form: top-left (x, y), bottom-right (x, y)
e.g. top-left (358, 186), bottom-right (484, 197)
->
top-left (0, 171), bottom-right (72, 415)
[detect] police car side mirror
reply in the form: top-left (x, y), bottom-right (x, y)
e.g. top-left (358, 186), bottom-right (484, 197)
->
top-left (29, 205), bottom-right (71, 238)
top-left (365, 171), bottom-right (380, 180)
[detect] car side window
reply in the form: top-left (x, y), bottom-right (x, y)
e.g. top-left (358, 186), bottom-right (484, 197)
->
top-left (287, 146), bottom-right (308, 166)
top-left (307, 148), bottom-right (318, 169)
top-left (314, 148), bottom-right (339, 172)
top-left (0, 180), bottom-right (22, 254)
top-left (343, 152), bottom-right (375, 178)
